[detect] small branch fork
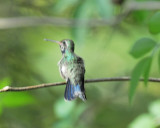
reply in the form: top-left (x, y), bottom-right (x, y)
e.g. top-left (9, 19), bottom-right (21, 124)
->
top-left (0, 77), bottom-right (160, 92)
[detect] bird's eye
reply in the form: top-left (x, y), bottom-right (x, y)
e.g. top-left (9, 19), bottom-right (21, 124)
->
top-left (61, 45), bottom-right (64, 51)
top-left (63, 41), bottom-right (66, 45)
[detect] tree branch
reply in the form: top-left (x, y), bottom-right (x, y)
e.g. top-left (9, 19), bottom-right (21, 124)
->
top-left (0, 1), bottom-right (160, 29)
top-left (125, 1), bottom-right (160, 11)
top-left (0, 17), bottom-right (115, 29)
top-left (0, 77), bottom-right (160, 92)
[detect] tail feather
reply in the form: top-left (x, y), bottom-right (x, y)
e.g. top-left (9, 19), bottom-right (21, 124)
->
top-left (64, 79), bottom-right (75, 101)
top-left (64, 79), bottom-right (86, 101)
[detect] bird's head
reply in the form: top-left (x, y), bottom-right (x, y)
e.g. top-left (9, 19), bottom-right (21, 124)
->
top-left (44, 39), bottom-right (75, 54)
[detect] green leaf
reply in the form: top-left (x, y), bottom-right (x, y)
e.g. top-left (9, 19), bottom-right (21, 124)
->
top-left (96, 0), bottom-right (113, 19)
top-left (148, 11), bottom-right (160, 34)
top-left (129, 57), bottom-right (151, 103)
top-left (130, 37), bottom-right (157, 58)
top-left (143, 57), bottom-right (152, 86)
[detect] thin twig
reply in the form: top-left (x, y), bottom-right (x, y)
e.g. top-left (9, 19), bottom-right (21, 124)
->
top-left (0, 77), bottom-right (160, 92)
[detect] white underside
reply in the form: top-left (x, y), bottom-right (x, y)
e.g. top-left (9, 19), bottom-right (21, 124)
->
top-left (61, 65), bottom-right (67, 74)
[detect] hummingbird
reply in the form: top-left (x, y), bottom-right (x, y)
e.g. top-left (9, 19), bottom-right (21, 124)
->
top-left (45, 39), bottom-right (86, 101)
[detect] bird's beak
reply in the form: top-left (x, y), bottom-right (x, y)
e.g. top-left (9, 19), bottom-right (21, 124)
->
top-left (44, 39), bottom-right (63, 45)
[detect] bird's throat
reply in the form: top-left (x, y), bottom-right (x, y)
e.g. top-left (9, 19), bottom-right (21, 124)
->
top-left (64, 50), bottom-right (74, 62)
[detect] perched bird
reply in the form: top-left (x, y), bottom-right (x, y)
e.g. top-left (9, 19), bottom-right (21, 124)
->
top-left (45, 39), bottom-right (86, 101)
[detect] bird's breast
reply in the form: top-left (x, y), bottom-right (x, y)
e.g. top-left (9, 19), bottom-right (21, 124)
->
top-left (61, 65), bottom-right (67, 74)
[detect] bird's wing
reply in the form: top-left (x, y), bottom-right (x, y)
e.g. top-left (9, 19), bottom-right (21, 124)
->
top-left (77, 56), bottom-right (85, 73)
top-left (68, 56), bottom-right (85, 85)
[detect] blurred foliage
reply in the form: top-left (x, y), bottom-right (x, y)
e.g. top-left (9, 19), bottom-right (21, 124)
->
top-left (0, 30), bottom-right (44, 86)
top-left (53, 99), bottom-right (87, 128)
top-left (0, 0), bottom-right (160, 128)
top-left (129, 11), bottom-right (160, 102)
top-left (129, 100), bottom-right (160, 128)
top-left (0, 77), bottom-right (34, 115)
